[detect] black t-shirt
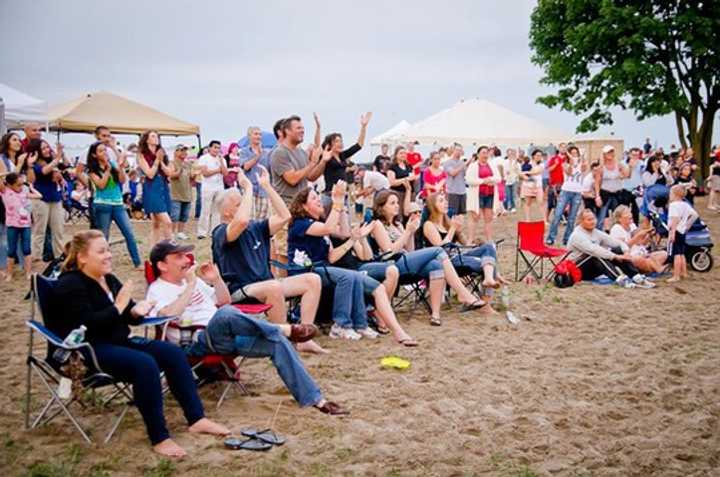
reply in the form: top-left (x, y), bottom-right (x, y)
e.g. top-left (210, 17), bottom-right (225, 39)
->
top-left (323, 143), bottom-right (362, 191)
top-left (373, 155), bottom-right (391, 174)
top-left (329, 236), bottom-right (365, 270)
top-left (212, 220), bottom-right (273, 293)
top-left (390, 163), bottom-right (411, 192)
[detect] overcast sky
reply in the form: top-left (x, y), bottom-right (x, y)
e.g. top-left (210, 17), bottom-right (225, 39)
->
top-left (2, 0), bottom-right (716, 157)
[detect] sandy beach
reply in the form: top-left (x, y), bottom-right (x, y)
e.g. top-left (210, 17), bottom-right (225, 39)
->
top-left (1, 198), bottom-right (718, 477)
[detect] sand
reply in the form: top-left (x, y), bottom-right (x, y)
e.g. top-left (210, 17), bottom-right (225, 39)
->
top-left (1, 197), bottom-right (719, 477)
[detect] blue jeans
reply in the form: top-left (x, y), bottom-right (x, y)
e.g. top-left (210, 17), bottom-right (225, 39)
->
top-left (170, 200), bottom-right (191, 223)
top-left (197, 306), bottom-right (323, 407)
top-left (94, 203), bottom-right (142, 267)
top-left (7, 226), bottom-right (31, 261)
top-left (91, 337), bottom-right (204, 445)
top-left (504, 183), bottom-right (517, 210)
top-left (596, 190), bottom-right (621, 230)
top-left (452, 243), bottom-right (497, 274)
top-left (546, 190), bottom-right (582, 244)
top-left (194, 183), bottom-right (202, 219)
top-left (361, 247), bottom-right (447, 282)
top-left (312, 265), bottom-right (368, 330)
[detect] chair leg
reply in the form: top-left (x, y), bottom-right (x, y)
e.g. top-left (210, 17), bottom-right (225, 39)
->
top-left (104, 404), bottom-right (130, 444)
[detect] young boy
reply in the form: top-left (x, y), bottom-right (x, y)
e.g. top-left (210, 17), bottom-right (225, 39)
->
top-left (667, 184), bottom-right (699, 283)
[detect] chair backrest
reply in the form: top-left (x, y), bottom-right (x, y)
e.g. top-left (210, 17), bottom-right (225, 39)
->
top-left (34, 274), bottom-right (59, 327)
top-left (144, 253), bottom-right (195, 285)
top-left (517, 221), bottom-right (546, 251)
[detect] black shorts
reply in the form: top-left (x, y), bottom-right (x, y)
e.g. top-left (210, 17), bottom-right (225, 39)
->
top-left (669, 232), bottom-right (686, 258)
top-left (447, 193), bottom-right (466, 215)
top-left (583, 197), bottom-right (597, 213)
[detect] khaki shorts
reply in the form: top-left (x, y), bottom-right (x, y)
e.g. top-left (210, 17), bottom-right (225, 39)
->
top-left (270, 200), bottom-right (289, 258)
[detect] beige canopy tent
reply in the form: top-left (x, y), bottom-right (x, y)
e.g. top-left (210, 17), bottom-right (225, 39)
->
top-left (48, 91), bottom-right (200, 138)
top-left (571, 136), bottom-right (625, 163)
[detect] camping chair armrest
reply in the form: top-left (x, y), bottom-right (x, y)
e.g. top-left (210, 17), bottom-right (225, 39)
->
top-left (25, 320), bottom-right (107, 374)
top-left (138, 316), bottom-right (176, 327)
top-left (270, 259), bottom-right (323, 273)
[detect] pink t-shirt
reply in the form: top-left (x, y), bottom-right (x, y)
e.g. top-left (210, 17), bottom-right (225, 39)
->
top-left (1, 186), bottom-right (33, 227)
top-left (478, 163), bottom-right (494, 196)
top-left (422, 167), bottom-right (447, 198)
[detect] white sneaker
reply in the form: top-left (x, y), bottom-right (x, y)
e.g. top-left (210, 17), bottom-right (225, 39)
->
top-left (176, 232), bottom-right (189, 240)
top-left (632, 274), bottom-right (656, 289)
top-left (329, 324), bottom-right (361, 340)
top-left (356, 327), bottom-right (379, 339)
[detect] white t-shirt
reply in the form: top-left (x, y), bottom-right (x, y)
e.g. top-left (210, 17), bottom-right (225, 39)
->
top-left (363, 170), bottom-right (390, 192)
top-left (581, 173), bottom-right (595, 195)
top-left (561, 162), bottom-right (584, 193)
top-left (147, 278), bottom-right (217, 344)
top-left (532, 163), bottom-right (544, 187)
top-left (668, 200), bottom-right (698, 234)
top-left (197, 154), bottom-right (225, 192)
top-left (610, 223), bottom-right (646, 256)
top-left (502, 158), bottom-right (519, 184)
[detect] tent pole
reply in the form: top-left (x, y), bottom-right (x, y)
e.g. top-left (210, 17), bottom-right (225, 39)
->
top-left (196, 134), bottom-right (202, 149)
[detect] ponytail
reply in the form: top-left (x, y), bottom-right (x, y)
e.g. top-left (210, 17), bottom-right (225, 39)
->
top-left (62, 230), bottom-right (104, 272)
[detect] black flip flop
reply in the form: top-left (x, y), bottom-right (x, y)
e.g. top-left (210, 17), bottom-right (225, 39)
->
top-left (224, 437), bottom-right (273, 451)
top-left (460, 300), bottom-right (486, 313)
top-left (241, 427), bottom-right (286, 446)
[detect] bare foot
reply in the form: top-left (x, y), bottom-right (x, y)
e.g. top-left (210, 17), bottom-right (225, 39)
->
top-left (188, 417), bottom-right (230, 436)
top-left (478, 302), bottom-right (499, 316)
top-left (4, 274), bottom-right (11, 283)
top-left (667, 277), bottom-right (681, 283)
top-left (482, 278), bottom-right (500, 288)
top-left (153, 438), bottom-right (187, 458)
top-left (296, 339), bottom-right (330, 354)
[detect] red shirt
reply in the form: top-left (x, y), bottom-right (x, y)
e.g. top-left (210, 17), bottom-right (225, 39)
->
top-left (478, 163), bottom-right (494, 196)
top-left (406, 151), bottom-right (422, 167)
top-left (548, 154), bottom-right (565, 186)
top-left (421, 167), bottom-right (447, 198)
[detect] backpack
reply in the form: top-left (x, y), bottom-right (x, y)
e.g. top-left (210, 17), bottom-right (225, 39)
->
top-left (553, 260), bottom-right (582, 288)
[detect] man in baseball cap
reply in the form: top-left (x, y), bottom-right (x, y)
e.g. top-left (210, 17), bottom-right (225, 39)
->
top-left (145, 240), bottom-right (348, 415)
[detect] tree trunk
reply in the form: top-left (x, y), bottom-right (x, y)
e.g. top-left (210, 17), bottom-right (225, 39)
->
top-left (675, 111), bottom-right (688, 149)
top-left (696, 110), bottom-right (715, 183)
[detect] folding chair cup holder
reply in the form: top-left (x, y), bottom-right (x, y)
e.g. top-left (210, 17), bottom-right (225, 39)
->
top-left (24, 275), bottom-right (174, 444)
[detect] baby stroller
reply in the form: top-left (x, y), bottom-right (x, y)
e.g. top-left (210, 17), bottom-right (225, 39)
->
top-left (643, 185), bottom-right (714, 272)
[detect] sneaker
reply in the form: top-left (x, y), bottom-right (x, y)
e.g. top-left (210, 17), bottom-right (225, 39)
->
top-left (176, 232), bottom-right (189, 240)
top-left (329, 324), bottom-right (361, 340)
top-left (356, 327), bottom-right (379, 339)
top-left (615, 275), bottom-right (636, 289)
top-left (632, 274), bottom-right (656, 289)
top-left (545, 239), bottom-right (554, 246)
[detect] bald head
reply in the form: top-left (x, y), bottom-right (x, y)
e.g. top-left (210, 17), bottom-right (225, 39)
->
top-left (23, 122), bottom-right (42, 141)
top-left (219, 188), bottom-right (243, 221)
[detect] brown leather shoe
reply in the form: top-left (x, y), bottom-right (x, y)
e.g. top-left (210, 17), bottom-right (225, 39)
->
top-left (288, 324), bottom-right (317, 343)
top-left (315, 401), bottom-right (349, 416)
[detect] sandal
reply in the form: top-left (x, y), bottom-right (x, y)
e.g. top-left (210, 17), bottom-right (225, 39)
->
top-left (460, 299), bottom-right (486, 312)
top-left (376, 325), bottom-right (391, 335)
top-left (397, 338), bottom-right (419, 347)
top-left (224, 437), bottom-right (273, 451)
top-left (429, 315), bottom-right (442, 326)
top-left (240, 428), bottom-right (286, 446)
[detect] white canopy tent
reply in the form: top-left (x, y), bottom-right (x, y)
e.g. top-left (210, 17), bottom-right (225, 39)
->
top-left (370, 120), bottom-right (412, 145)
top-left (394, 98), bottom-right (570, 146)
top-left (0, 83), bottom-right (48, 131)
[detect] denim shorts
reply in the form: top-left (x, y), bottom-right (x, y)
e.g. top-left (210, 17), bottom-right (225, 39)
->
top-left (7, 226), bottom-right (31, 260)
top-left (170, 200), bottom-right (191, 223)
top-left (478, 194), bottom-right (494, 209)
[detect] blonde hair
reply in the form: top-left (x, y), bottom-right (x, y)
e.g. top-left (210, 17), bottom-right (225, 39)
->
top-left (670, 184), bottom-right (687, 199)
top-left (62, 230), bottom-right (105, 272)
top-left (612, 205), bottom-right (631, 224)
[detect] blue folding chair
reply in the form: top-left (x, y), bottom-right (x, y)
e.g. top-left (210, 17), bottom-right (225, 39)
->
top-left (24, 274), bottom-right (172, 444)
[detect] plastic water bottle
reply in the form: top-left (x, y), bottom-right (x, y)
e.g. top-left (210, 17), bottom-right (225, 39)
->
top-left (53, 325), bottom-right (87, 363)
top-left (500, 286), bottom-right (510, 308)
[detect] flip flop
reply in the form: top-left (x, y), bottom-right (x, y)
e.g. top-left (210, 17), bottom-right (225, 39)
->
top-left (429, 315), bottom-right (442, 326)
top-left (397, 338), bottom-right (419, 347)
top-left (224, 437), bottom-right (273, 451)
top-left (460, 300), bottom-right (486, 312)
top-left (240, 428), bottom-right (286, 446)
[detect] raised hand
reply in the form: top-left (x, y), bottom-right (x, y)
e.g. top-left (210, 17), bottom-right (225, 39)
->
top-left (407, 214), bottom-right (421, 232)
top-left (27, 152), bottom-right (38, 166)
top-left (359, 221), bottom-right (375, 237)
top-left (313, 112), bottom-right (321, 127)
top-left (115, 279), bottom-right (135, 312)
top-left (350, 225), bottom-right (362, 242)
top-left (331, 180), bottom-right (347, 203)
top-left (237, 168), bottom-right (252, 190)
top-left (198, 262), bottom-right (221, 283)
top-left (184, 264), bottom-right (198, 289)
top-left (321, 145), bottom-right (333, 162)
top-left (257, 165), bottom-right (270, 188)
top-left (360, 112), bottom-right (373, 127)
top-left (156, 148), bottom-right (165, 162)
top-left (308, 144), bottom-right (320, 163)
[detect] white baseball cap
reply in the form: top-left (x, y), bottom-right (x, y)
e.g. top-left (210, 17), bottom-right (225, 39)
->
top-left (602, 144), bottom-right (615, 154)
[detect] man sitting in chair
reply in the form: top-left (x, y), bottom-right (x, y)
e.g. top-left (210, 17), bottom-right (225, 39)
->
top-left (146, 240), bottom-right (348, 415)
top-left (567, 208), bottom-right (655, 289)
top-left (212, 166), bottom-right (327, 354)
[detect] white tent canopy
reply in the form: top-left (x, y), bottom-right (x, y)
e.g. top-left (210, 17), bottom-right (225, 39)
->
top-left (395, 98), bottom-right (570, 146)
top-left (370, 119), bottom-right (411, 145)
top-left (0, 83), bottom-right (48, 128)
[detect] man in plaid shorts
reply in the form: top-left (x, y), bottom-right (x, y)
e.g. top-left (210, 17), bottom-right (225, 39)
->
top-left (239, 126), bottom-right (272, 220)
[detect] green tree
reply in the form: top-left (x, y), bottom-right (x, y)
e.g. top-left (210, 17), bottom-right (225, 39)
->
top-left (529, 0), bottom-right (719, 179)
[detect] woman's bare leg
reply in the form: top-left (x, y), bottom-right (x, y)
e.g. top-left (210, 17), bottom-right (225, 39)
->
top-left (482, 208), bottom-right (493, 242)
top-left (372, 288), bottom-right (413, 342)
top-left (440, 258), bottom-right (480, 304)
top-left (428, 277), bottom-right (444, 318)
top-left (383, 265), bottom-right (399, 301)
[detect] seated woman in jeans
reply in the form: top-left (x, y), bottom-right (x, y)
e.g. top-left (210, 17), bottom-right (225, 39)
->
top-left (423, 192), bottom-right (506, 301)
top-left (55, 230), bottom-right (230, 458)
top-left (369, 190), bottom-right (486, 326)
top-left (86, 142), bottom-right (142, 268)
top-left (288, 182), bottom-right (416, 345)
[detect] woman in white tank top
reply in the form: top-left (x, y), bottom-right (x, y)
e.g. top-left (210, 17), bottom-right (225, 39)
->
top-left (594, 145), bottom-right (629, 230)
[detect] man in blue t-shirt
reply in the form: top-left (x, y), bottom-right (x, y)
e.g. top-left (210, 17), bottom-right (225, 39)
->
top-left (213, 166), bottom-right (326, 353)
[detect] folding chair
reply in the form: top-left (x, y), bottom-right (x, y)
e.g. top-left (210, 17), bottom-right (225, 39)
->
top-left (24, 274), bottom-right (172, 444)
top-left (143, 259), bottom-right (272, 409)
top-left (514, 221), bottom-right (567, 281)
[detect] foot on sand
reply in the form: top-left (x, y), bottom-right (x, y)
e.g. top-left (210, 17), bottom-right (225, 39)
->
top-left (296, 339), bottom-right (329, 354)
top-left (153, 438), bottom-right (187, 458)
top-left (188, 418), bottom-right (230, 436)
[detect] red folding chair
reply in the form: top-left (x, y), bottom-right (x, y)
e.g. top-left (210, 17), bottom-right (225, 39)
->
top-left (143, 258), bottom-right (272, 408)
top-left (514, 221), bottom-right (567, 281)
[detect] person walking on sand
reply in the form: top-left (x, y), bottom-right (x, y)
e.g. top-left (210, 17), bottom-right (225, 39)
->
top-left (196, 140), bottom-right (229, 239)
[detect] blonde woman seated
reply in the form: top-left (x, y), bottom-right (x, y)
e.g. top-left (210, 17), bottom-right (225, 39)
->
top-left (423, 193), bottom-right (506, 295)
top-left (609, 205), bottom-right (668, 274)
top-left (369, 190), bottom-right (486, 326)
